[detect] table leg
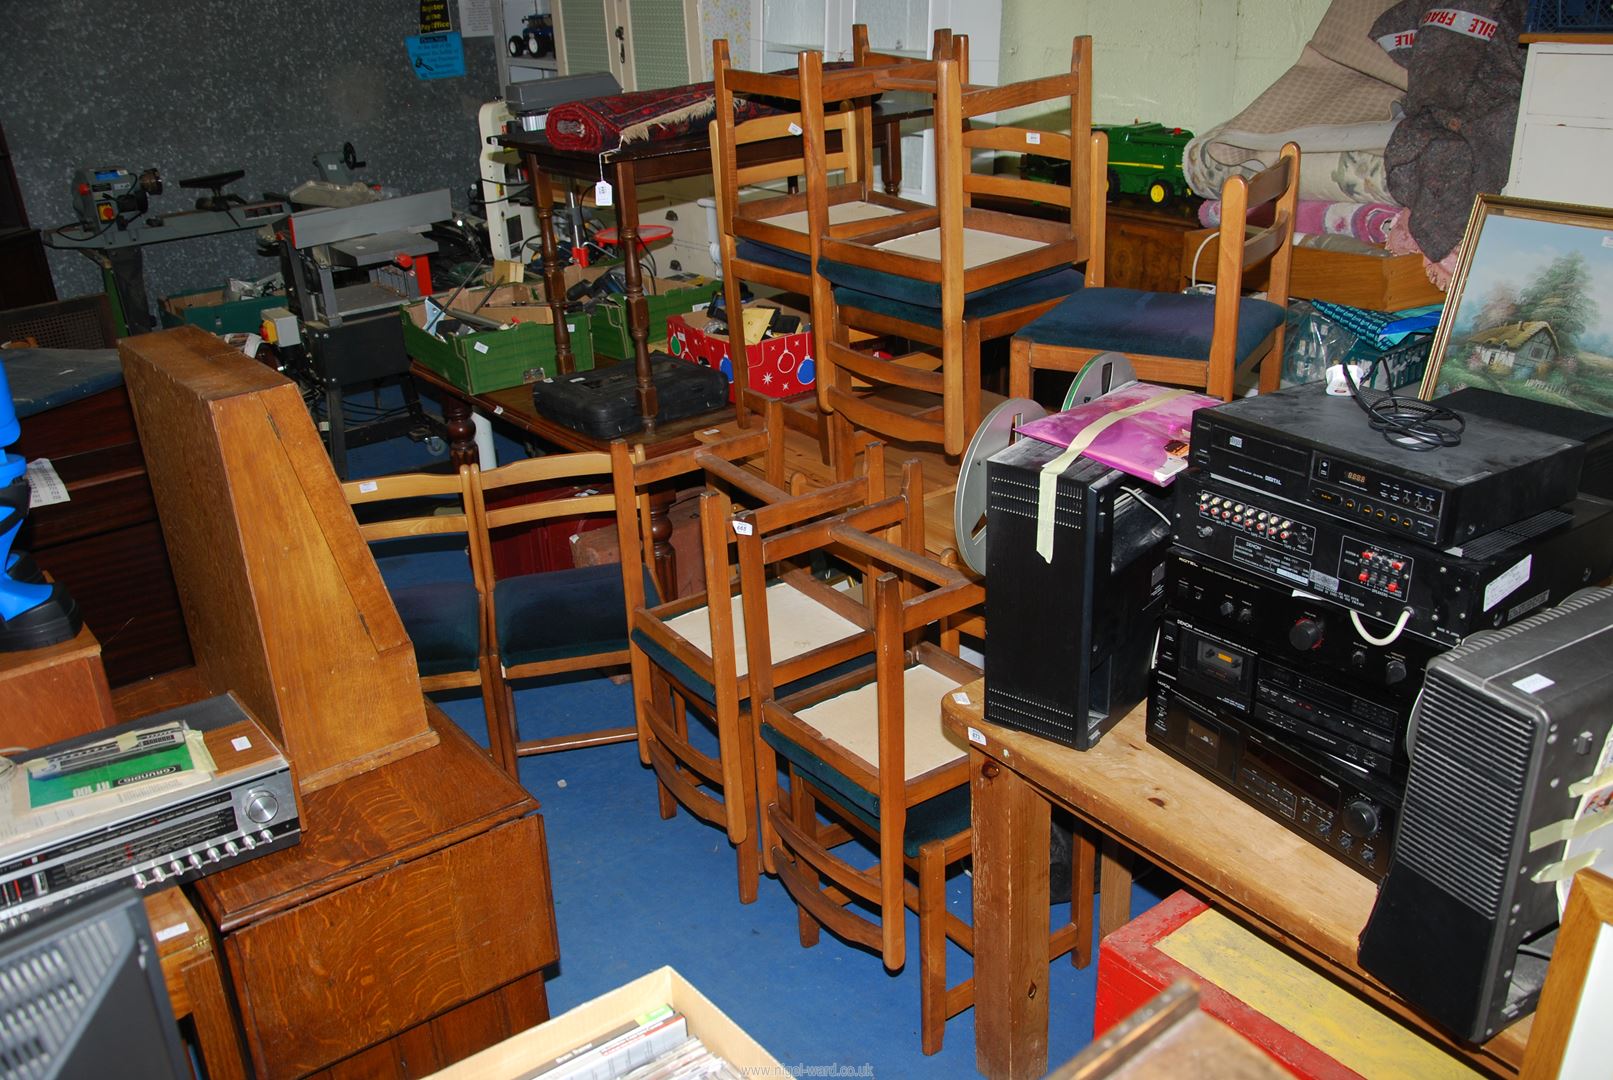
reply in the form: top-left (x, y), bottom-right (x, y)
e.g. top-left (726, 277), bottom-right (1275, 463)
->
top-left (970, 747), bottom-right (1052, 1080)
top-left (1099, 838), bottom-right (1134, 939)
top-left (878, 118), bottom-right (903, 196)
top-left (530, 158), bottom-right (576, 375)
top-left (613, 160), bottom-right (658, 435)
top-left (439, 394), bottom-right (477, 468)
top-left (181, 953), bottom-right (249, 1080)
top-left (649, 487), bottom-right (677, 600)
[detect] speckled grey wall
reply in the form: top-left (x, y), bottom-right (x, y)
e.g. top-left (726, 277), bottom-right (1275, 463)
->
top-left (3, 0), bottom-right (499, 308)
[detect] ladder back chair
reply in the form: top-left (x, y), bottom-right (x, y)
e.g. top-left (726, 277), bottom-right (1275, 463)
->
top-left (342, 466), bottom-right (503, 763)
top-left (736, 479), bottom-right (1087, 1053)
top-left (810, 38), bottom-right (1107, 474)
top-left (708, 31), bottom-right (962, 436)
top-left (1010, 142), bottom-right (1301, 404)
top-left (470, 447), bottom-right (655, 777)
top-left (614, 407), bottom-right (901, 902)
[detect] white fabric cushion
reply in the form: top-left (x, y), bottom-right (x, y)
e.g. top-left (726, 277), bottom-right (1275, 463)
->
top-left (796, 663), bottom-right (968, 781)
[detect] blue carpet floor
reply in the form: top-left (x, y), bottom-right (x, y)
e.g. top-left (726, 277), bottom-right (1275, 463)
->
top-left (352, 393), bottom-right (1172, 1077)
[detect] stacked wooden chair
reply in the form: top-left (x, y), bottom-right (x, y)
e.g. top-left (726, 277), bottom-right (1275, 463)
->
top-left (806, 37), bottom-right (1108, 474)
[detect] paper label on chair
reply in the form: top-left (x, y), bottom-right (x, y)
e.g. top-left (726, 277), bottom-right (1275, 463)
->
top-left (231, 736), bottom-right (252, 752)
top-left (595, 180), bottom-right (613, 206)
top-left (966, 726), bottom-right (986, 746)
top-left (788, 122), bottom-right (803, 136)
top-left (731, 520), bottom-right (754, 536)
top-left (358, 480), bottom-right (378, 493)
top-left (1025, 131), bottom-right (1041, 145)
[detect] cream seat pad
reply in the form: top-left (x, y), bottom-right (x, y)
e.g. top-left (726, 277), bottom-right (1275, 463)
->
top-left (797, 663), bottom-right (969, 781)
top-left (664, 582), bottom-right (861, 679)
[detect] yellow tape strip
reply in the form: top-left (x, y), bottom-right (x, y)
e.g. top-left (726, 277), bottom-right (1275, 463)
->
top-left (1035, 390), bottom-right (1190, 562)
top-left (1532, 850), bottom-right (1600, 884)
top-left (1530, 811), bottom-right (1613, 851)
top-left (1569, 765), bottom-right (1613, 798)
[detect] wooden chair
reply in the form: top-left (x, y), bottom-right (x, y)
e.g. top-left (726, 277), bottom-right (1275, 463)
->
top-left (736, 478), bottom-right (1088, 1053)
top-left (469, 448), bottom-right (655, 777)
top-left (708, 30), bottom-right (960, 436)
top-left (342, 466), bottom-right (502, 760)
top-left (613, 409), bottom-right (896, 902)
top-left (1010, 142), bottom-right (1301, 404)
top-left (810, 38), bottom-right (1106, 473)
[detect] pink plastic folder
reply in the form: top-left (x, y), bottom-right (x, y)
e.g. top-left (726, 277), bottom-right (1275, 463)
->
top-left (1017, 384), bottom-right (1222, 485)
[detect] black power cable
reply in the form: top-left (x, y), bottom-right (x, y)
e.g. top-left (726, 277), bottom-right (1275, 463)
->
top-left (1341, 361), bottom-right (1464, 451)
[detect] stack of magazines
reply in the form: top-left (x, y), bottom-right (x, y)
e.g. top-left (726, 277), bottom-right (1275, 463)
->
top-left (523, 1005), bottom-right (743, 1080)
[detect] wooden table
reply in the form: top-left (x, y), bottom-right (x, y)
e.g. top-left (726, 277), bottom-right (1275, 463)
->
top-left (145, 887), bottom-right (248, 1080)
top-left (941, 684), bottom-right (1532, 1080)
top-left (497, 96), bottom-right (928, 438)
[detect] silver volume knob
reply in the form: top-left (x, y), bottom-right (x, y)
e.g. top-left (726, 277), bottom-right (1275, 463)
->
top-left (243, 789), bottom-right (280, 824)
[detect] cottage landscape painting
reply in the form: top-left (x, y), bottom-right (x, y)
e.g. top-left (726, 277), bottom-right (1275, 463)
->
top-left (1424, 199), bottom-right (1613, 417)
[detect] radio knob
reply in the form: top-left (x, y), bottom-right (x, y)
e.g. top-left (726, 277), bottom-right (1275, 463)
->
top-left (151, 865), bottom-right (166, 883)
top-left (1385, 659), bottom-right (1408, 685)
top-left (1237, 607), bottom-right (1255, 626)
top-left (244, 789), bottom-right (280, 824)
top-left (1217, 600), bottom-right (1236, 620)
top-left (206, 847), bottom-right (222, 863)
top-left (1343, 800), bottom-right (1380, 838)
top-left (1196, 525), bottom-right (1214, 539)
top-left (168, 859), bottom-right (184, 877)
top-left (224, 840), bottom-right (240, 857)
top-left (1350, 649), bottom-right (1367, 670)
top-left (1289, 618), bottom-right (1326, 651)
top-left (188, 853), bottom-right (203, 869)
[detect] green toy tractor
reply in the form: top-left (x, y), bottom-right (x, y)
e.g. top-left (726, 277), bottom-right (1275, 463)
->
top-left (1098, 122), bottom-right (1194, 206)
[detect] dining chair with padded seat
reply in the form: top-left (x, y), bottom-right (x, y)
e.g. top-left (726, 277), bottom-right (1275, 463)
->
top-left (610, 405), bottom-right (897, 902)
top-left (467, 447), bottom-right (663, 778)
top-left (1009, 141), bottom-right (1301, 404)
top-left (708, 31), bottom-right (963, 439)
top-left (342, 465), bottom-right (505, 764)
top-left (808, 37), bottom-right (1106, 474)
top-left (735, 483), bottom-right (1087, 1053)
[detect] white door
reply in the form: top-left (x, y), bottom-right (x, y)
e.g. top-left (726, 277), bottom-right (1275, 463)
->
top-left (555, 0), bottom-right (702, 90)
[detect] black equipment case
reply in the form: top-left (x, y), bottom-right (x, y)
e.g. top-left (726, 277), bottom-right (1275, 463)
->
top-left (530, 355), bottom-right (729, 439)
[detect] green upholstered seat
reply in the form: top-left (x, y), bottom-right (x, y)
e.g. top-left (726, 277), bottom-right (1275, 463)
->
top-left (1015, 286), bottom-right (1285, 363)
top-left (496, 563), bottom-right (659, 669)
top-left (761, 720), bottom-right (970, 858)
top-left (832, 268), bottom-right (1084, 330)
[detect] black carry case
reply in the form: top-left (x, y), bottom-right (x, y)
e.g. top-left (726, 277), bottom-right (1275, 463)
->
top-left (530, 355), bottom-right (730, 439)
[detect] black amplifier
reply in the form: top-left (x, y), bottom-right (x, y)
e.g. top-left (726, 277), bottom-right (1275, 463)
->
top-left (1190, 382), bottom-right (1585, 546)
top-left (1149, 671), bottom-right (1401, 880)
top-left (1166, 547), bottom-right (1439, 696)
top-left (1173, 469), bottom-right (1613, 645)
top-left (1157, 613), bottom-right (1408, 778)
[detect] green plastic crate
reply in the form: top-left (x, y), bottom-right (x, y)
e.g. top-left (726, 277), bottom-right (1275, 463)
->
top-left (403, 299), bottom-right (595, 394)
top-left (588, 279), bottom-right (713, 361)
top-left (160, 287), bottom-right (288, 335)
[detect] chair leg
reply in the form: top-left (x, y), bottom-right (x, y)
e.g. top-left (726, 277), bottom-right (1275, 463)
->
top-left (1009, 337), bottom-right (1034, 401)
top-left (918, 842), bottom-right (948, 1056)
top-left (754, 723), bottom-right (783, 877)
top-left (790, 769), bottom-right (822, 948)
top-left (735, 830), bottom-right (761, 906)
top-left (492, 670), bottom-right (520, 780)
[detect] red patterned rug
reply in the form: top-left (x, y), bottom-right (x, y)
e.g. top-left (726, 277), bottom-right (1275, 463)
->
top-left (546, 80), bottom-right (779, 153)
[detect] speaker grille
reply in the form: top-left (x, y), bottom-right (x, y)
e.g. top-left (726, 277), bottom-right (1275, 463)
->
top-left (1395, 677), bottom-right (1534, 917)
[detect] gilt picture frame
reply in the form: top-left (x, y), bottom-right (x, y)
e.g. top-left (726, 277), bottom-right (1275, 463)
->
top-left (1419, 195), bottom-right (1613, 416)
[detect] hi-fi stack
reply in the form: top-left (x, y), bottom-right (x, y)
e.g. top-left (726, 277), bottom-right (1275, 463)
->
top-left (1147, 382), bottom-right (1613, 879)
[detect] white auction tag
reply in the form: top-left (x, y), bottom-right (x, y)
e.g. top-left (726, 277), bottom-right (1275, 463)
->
top-left (25, 459), bottom-right (68, 507)
top-left (966, 726), bottom-right (986, 746)
top-left (231, 736), bottom-right (252, 751)
top-left (595, 180), bottom-right (613, 206)
top-left (788, 122), bottom-right (803, 136)
top-left (358, 480), bottom-right (378, 493)
top-left (732, 520), bottom-right (755, 536)
top-left (1026, 131), bottom-right (1041, 145)
top-left (473, 341), bottom-right (490, 354)
top-left (153, 922), bottom-right (190, 943)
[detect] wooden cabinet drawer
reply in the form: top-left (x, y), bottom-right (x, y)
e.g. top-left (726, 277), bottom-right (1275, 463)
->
top-left (223, 814), bottom-right (558, 1079)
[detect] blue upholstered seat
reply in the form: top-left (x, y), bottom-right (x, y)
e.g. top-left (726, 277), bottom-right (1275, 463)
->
top-left (832, 268), bottom-right (1085, 330)
top-left (818, 256), bottom-right (1077, 313)
top-left (387, 580), bottom-right (481, 678)
top-left (496, 563), bottom-right (660, 669)
top-left (735, 238), bottom-right (810, 277)
top-left (1014, 286), bottom-right (1286, 364)
top-left (761, 720), bottom-right (970, 858)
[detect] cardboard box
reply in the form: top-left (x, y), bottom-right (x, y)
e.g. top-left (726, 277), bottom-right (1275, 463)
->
top-left (1180, 228), bottom-right (1445, 312)
top-left (402, 285), bottom-right (595, 394)
top-left (667, 302), bottom-right (814, 403)
top-left (426, 966), bottom-right (783, 1078)
top-left (589, 274), bottom-right (715, 360)
top-left (160, 287), bottom-right (289, 335)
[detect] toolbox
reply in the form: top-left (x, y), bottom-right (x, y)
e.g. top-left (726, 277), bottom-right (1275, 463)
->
top-left (529, 356), bottom-right (729, 439)
top-left (402, 285), bottom-right (595, 394)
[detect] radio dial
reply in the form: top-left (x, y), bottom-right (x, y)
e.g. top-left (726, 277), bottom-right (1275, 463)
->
top-left (1343, 800), bottom-right (1380, 839)
top-left (1385, 659), bottom-right (1408, 685)
top-left (244, 789), bottom-right (280, 824)
top-left (1289, 618), bottom-right (1325, 651)
top-left (1217, 600), bottom-right (1236, 620)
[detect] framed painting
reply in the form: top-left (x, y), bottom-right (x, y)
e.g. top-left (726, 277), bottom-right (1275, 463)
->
top-left (1420, 196), bottom-right (1613, 416)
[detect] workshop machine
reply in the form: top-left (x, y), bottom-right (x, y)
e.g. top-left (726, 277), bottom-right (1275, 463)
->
top-left (49, 166), bottom-right (289, 334)
top-left (271, 190), bottom-right (453, 478)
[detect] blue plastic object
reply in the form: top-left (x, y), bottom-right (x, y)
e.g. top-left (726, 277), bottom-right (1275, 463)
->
top-left (0, 359), bottom-right (82, 649)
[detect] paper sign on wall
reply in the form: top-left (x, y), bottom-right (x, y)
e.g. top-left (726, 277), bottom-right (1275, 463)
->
top-left (406, 32), bottom-right (466, 80)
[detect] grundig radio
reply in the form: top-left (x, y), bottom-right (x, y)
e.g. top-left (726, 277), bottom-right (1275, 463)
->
top-left (1188, 381), bottom-right (1586, 547)
top-left (0, 695), bottom-right (298, 925)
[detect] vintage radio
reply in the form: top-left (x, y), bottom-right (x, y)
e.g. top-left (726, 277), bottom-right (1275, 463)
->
top-left (1189, 381), bottom-right (1585, 547)
top-left (1173, 469), bottom-right (1613, 645)
top-left (0, 694), bottom-right (298, 925)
